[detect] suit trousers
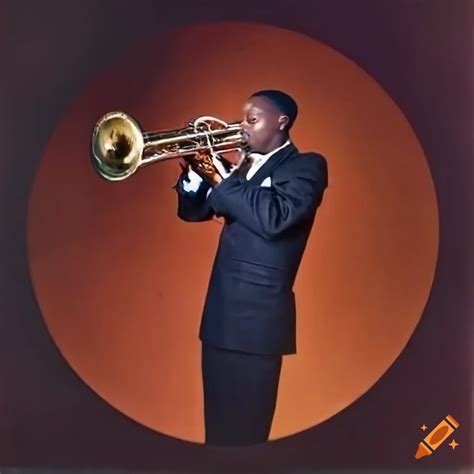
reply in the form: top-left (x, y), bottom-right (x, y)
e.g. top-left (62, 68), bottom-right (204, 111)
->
top-left (201, 343), bottom-right (282, 446)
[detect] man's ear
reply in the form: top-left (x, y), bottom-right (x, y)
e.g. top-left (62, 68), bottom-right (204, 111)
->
top-left (278, 115), bottom-right (289, 131)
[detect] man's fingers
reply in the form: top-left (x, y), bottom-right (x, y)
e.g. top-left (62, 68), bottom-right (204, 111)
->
top-left (181, 152), bottom-right (223, 182)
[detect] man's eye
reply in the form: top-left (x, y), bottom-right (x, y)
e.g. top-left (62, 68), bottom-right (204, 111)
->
top-left (249, 117), bottom-right (257, 123)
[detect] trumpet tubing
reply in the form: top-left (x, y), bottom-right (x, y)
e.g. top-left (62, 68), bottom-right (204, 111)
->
top-left (91, 111), bottom-right (246, 181)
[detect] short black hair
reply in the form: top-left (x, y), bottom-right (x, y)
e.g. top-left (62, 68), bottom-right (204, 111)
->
top-left (250, 89), bottom-right (298, 130)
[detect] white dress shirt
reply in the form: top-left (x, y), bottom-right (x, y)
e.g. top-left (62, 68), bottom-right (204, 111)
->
top-left (182, 140), bottom-right (291, 196)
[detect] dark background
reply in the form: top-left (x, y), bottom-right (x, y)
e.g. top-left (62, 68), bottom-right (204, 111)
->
top-left (1, 0), bottom-right (472, 473)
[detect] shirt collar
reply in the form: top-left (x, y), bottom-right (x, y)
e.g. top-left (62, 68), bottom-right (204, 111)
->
top-left (249, 139), bottom-right (291, 162)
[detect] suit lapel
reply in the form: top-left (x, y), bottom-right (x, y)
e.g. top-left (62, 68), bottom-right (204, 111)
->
top-left (247, 143), bottom-right (298, 184)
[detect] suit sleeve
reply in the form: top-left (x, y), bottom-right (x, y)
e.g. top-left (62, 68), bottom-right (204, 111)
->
top-left (173, 172), bottom-right (215, 222)
top-left (207, 154), bottom-right (327, 239)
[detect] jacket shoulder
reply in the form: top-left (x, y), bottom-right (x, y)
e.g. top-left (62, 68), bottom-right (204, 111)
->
top-left (278, 150), bottom-right (327, 175)
top-left (297, 151), bottom-right (327, 167)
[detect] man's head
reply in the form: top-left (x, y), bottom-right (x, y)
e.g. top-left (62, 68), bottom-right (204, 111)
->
top-left (241, 89), bottom-right (298, 154)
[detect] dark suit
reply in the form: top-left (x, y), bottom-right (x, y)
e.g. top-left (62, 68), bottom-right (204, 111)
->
top-left (174, 143), bottom-right (328, 445)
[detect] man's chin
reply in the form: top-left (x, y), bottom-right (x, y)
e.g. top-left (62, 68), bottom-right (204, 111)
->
top-left (245, 139), bottom-right (257, 153)
top-left (247, 145), bottom-right (260, 153)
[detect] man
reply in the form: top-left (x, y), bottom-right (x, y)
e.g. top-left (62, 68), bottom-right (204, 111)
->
top-left (173, 90), bottom-right (328, 446)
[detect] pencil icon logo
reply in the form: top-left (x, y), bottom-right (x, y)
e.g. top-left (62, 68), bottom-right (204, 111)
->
top-left (415, 414), bottom-right (460, 459)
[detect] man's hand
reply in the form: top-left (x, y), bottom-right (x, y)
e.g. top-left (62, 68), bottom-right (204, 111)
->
top-left (186, 151), bottom-right (223, 186)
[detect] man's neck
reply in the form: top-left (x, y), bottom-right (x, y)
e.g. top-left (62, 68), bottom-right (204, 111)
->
top-left (257, 135), bottom-right (290, 155)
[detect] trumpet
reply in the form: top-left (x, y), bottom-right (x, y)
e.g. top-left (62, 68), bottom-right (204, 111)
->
top-left (91, 111), bottom-right (247, 181)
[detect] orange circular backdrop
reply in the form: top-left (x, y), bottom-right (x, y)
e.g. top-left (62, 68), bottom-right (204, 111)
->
top-left (27, 22), bottom-right (438, 443)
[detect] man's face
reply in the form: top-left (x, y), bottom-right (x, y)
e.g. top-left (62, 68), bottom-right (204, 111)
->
top-left (241, 96), bottom-right (287, 153)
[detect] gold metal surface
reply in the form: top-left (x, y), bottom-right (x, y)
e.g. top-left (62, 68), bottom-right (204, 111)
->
top-left (91, 111), bottom-right (246, 181)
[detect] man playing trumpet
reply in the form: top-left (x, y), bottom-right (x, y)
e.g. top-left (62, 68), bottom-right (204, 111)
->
top-left (174, 89), bottom-right (328, 446)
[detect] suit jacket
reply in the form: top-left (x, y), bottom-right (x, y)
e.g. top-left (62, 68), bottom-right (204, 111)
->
top-left (174, 144), bottom-right (328, 355)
